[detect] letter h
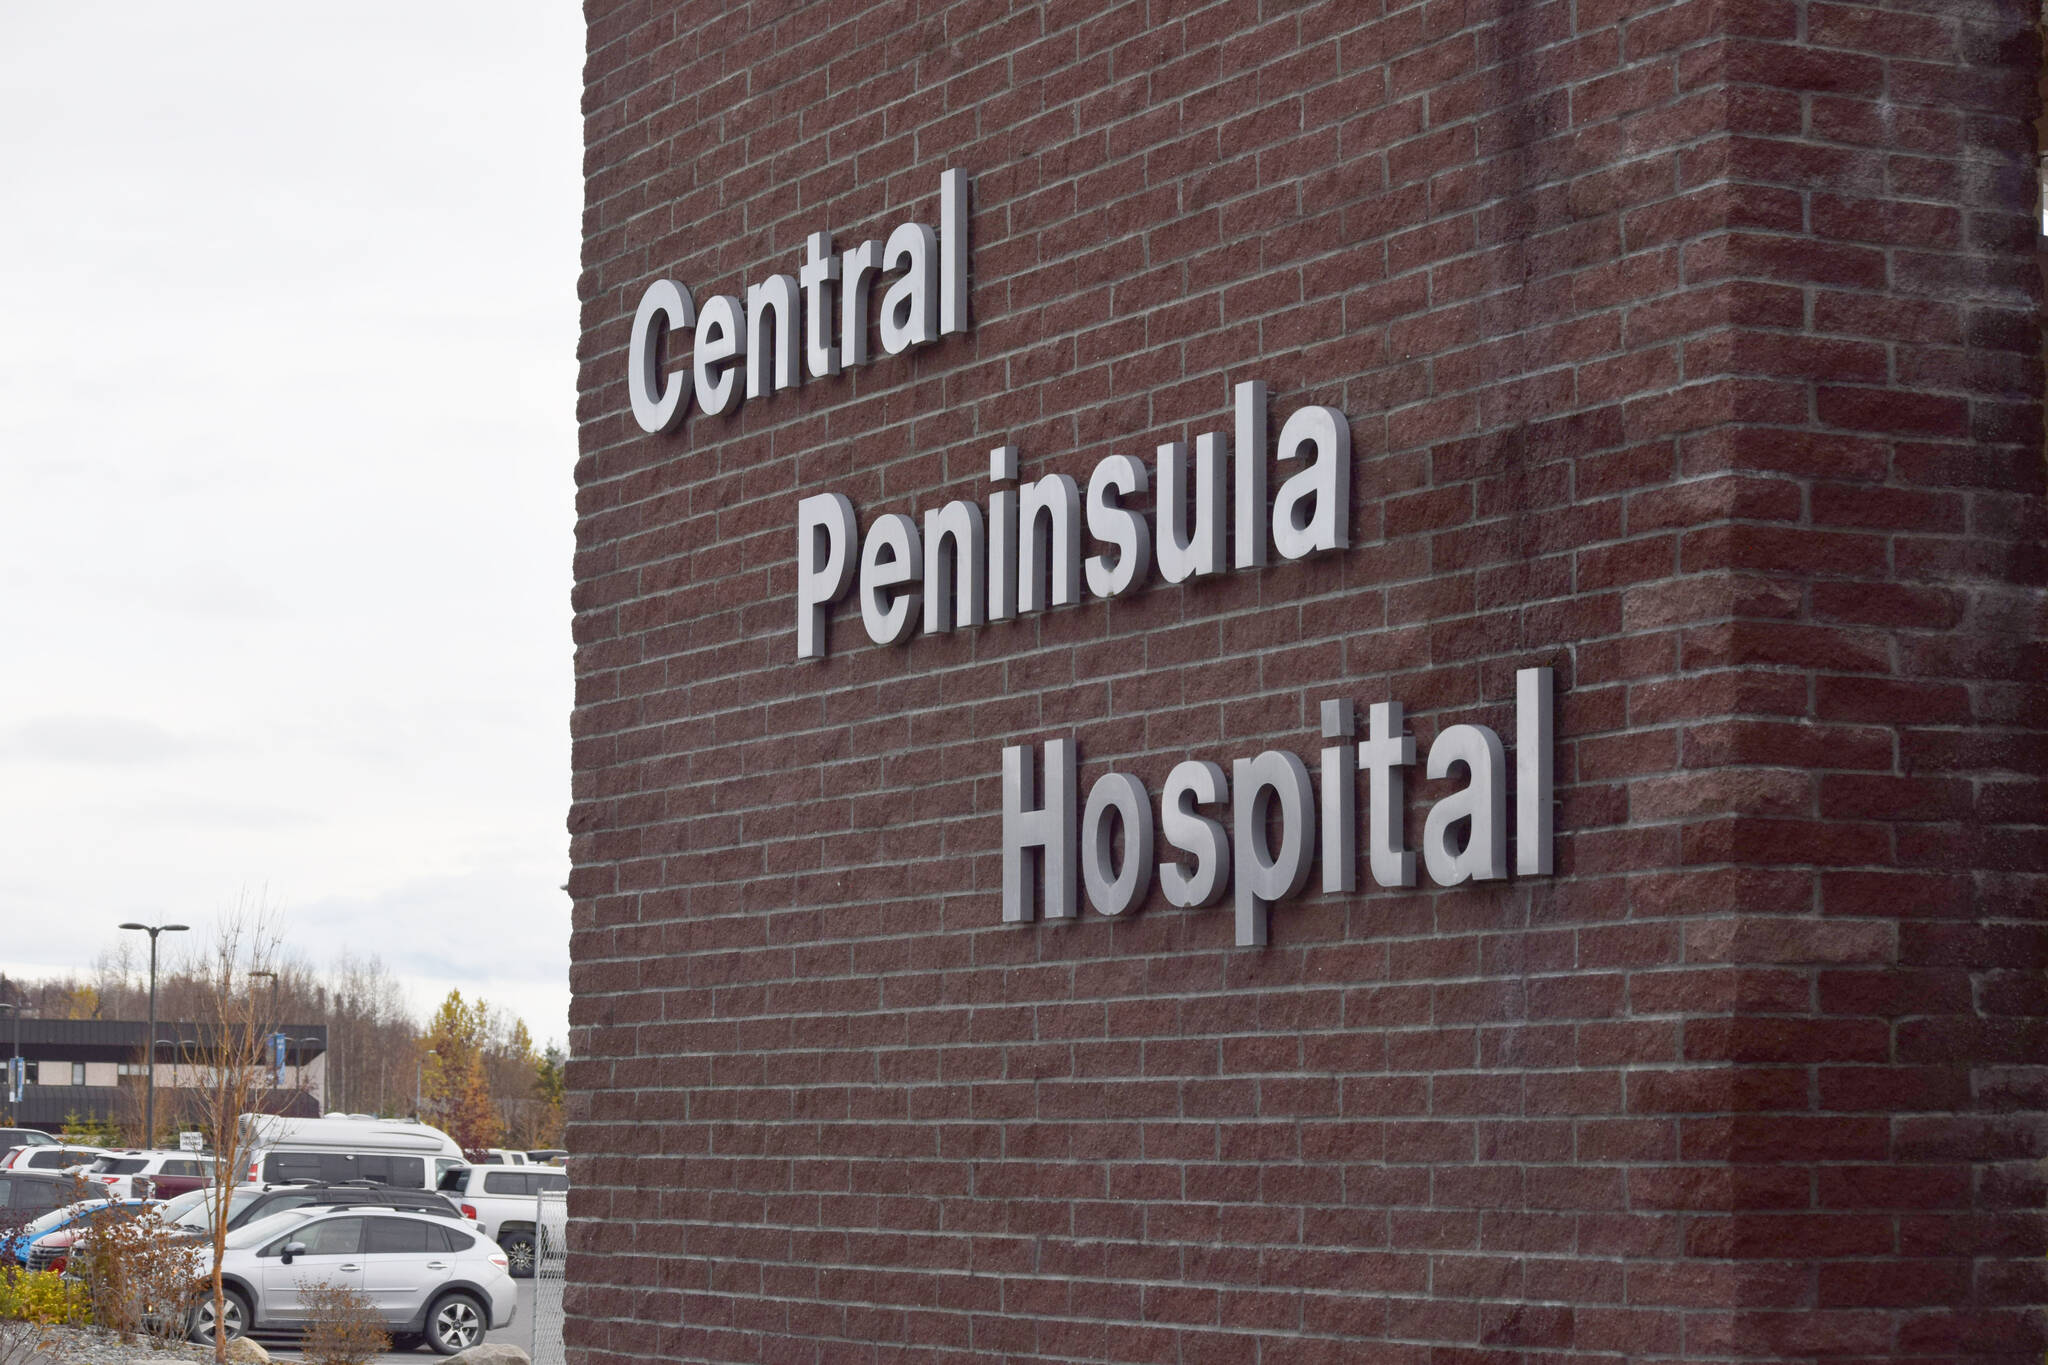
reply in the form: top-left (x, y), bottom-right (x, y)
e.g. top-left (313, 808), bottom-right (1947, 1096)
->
top-left (1003, 739), bottom-right (1077, 923)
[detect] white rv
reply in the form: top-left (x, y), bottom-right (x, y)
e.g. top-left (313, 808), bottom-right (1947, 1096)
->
top-left (237, 1114), bottom-right (465, 1190)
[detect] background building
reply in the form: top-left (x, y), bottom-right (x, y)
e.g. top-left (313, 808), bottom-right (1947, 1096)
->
top-left (0, 1018), bottom-right (325, 1132)
top-left (573, 2), bottom-right (2046, 1361)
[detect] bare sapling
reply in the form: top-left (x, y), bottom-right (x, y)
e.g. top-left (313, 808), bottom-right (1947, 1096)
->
top-left (174, 912), bottom-right (284, 1361)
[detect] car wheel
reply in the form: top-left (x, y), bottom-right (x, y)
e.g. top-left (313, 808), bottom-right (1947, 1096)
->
top-left (188, 1287), bottom-right (249, 1344)
top-left (502, 1230), bottom-right (536, 1278)
top-left (425, 1291), bottom-right (486, 1355)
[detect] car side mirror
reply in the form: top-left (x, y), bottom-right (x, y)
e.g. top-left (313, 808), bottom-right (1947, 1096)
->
top-left (281, 1241), bottom-right (306, 1265)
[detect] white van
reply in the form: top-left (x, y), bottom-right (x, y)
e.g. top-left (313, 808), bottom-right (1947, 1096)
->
top-left (237, 1115), bottom-right (465, 1190)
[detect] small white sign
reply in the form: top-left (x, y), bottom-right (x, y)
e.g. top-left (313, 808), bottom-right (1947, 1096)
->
top-left (178, 1131), bottom-right (203, 1152)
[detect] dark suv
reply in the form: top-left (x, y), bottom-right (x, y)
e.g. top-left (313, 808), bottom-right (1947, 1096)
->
top-left (0, 1129), bottom-right (57, 1151)
top-left (0, 1173), bottom-right (85, 1235)
top-left (194, 1182), bottom-right (465, 1235)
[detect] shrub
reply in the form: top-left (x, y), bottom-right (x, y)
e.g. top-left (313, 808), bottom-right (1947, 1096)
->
top-left (297, 1279), bottom-right (389, 1365)
top-left (0, 1268), bottom-right (91, 1327)
top-left (73, 1203), bottom-right (203, 1346)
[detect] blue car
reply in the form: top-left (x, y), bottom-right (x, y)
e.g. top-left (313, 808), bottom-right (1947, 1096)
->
top-left (1, 1198), bottom-right (155, 1271)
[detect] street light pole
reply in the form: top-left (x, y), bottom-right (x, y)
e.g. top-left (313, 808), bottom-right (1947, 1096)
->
top-left (334, 994), bottom-right (348, 1113)
top-left (154, 1037), bottom-right (183, 1138)
top-left (415, 1048), bottom-right (437, 1121)
top-left (119, 921), bottom-right (189, 1146)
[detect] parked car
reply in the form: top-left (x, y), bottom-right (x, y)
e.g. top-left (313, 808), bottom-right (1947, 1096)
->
top-left (86, 1150), bottom-right (216, 1199)
top-left (133, 1158), bottom-right (215, 1200)
top-left (188, 1205), bottom-right (515, 1355)
top-left (0, 1128), bottom-right (58, 1150)
top-left (3, 1198), bottom-right (155, 1272)
top-left (145, 1188), bottom-right (213, 1229)
top-left (434, 1164), bottom-right (566, 1278)
top-left (239, 1114), bottom-right (464, 1190)
top-left (51, 1188), bottom-right (210, 1277)
top-left (168, 1181), bottom-right (467, 1237)
top-left (1, 1145), bottom-right (107, 1174)
top-left (0, 1174), bottom-right (94, 1237)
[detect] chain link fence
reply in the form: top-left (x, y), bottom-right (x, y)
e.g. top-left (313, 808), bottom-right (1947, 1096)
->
top-left (531, 1188), bottom-right (567, 1365)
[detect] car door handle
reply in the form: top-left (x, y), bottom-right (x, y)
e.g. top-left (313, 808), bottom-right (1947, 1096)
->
top-left (338, 1263), bottom-right (361, 1271)
top-left (425, 1261), bottom-right (448, 1269)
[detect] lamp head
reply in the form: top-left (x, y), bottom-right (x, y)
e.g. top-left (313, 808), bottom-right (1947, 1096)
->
top-left (118, 922), bottom-right (147, 931)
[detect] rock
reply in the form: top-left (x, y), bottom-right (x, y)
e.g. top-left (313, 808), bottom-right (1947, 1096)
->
top-left (224, 1337), bottom-right (271, 1363)
top-left (447, 1347), bottom-right (531, 1365)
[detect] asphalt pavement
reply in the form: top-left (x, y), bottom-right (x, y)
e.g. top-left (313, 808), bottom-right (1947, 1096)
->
top-left (258, 1278), bottom-right (533, 1360)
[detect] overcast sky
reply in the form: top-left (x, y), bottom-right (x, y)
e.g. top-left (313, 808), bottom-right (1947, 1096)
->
top-left (0, 5), bottom-right (583, 1046)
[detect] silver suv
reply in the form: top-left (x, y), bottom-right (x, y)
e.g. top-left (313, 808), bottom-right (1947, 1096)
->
top-left (191, 1205), bottom-right (516, 1355)
top-left (435, 1164), bottom-right (566, 1278)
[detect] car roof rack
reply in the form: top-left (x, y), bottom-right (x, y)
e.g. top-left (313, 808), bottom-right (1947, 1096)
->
top-left (302, 1202), bottom-right (442, 1215)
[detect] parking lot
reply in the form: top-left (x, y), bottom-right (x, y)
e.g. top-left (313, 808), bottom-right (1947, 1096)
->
top-left (2, 1123), bottom-right (561, 1363)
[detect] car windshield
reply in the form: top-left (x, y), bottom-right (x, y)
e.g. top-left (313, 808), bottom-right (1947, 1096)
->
top-left (156, 1190), bottom-right (209, 1222)
top-left (171, 1188), bottom-right (261, 1231)
top-left (223, 1208), bottom-right (315, 1250)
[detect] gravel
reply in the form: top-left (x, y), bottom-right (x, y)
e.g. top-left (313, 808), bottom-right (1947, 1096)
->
top-left (21, 1325), bottom-right (222, 1364)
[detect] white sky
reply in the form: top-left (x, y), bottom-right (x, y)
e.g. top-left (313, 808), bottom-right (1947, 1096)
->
top-left (0, 4), bottom-right (583, 1046)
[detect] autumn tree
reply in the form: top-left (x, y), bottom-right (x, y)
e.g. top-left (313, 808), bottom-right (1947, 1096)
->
top-left (421, 990), bottom-right (502, 1152)
top-left (487, 1014), bottom-right (561, 1146)
top-left (532, 1044), bottom-right (566, 1149)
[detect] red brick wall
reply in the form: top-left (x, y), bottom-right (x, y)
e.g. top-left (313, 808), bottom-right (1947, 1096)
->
top-left (571, 1), bottom-right (2047, 1360)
